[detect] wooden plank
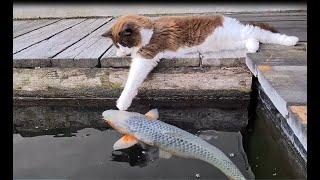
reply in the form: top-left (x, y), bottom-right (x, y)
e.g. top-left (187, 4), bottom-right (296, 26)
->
top-left (13, 18), bottom-right (86, 54)
top-left (13, 20), bottom-right (31, 31)
top-left (229, 13), bottom-right (306, 22)
top-left (200, 49), bottom-right (246, 67)
top-left (52, 18), bottom-right (114, 67)
top-left (13, 18), bottom-right (110, 68)
top-left (259, 42), bottom-right (306, 51)
top-left (262, 20), bottom-right (306, 28)
top-left (101, 45), bottom-right (200, 68)
top-left (13, 19), bottom-right (61, 38)
top-left (233, 16), bottom-right (306, 22)
top-left (158, 52), bottom-right (200, 68)
top-left (257, 65), bottom-right (307, 117)
top-left (100, 45), bottom-right (131, 67)
top-left (225, 11), bottom-right (306, 18)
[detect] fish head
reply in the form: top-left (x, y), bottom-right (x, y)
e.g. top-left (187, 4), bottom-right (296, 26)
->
top-left (102, 109), bottom-right (139, 134)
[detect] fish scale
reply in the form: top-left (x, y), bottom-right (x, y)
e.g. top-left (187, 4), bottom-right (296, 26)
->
top-left (125, 115), bottom-right (246, 180)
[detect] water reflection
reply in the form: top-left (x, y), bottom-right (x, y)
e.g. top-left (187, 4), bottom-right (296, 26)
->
top-left (111, 144), bottom-right (158, 167)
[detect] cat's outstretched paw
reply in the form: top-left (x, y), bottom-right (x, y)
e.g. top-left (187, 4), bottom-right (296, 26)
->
top-left (246, 38), bottom-right (260, 53)
top-left (282, 36), bottom-right (299, 46)
top-left (116, 90), bottom-right (137, 111)
top-left (116, 96), bottom-right (131, 111)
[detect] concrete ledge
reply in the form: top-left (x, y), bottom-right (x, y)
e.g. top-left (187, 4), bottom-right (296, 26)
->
top-left (256, 79), bottom-right (306, 165)
top-left (288, 106), bottom-right (307, 151)
top-left (13, 66), bottom-right (252, 133)
top-left (13, 66), bottom-right (252, 98)
top-left (13, 105), bottom-right (249, 135)
top-left (245, 43), bottom-right (307, 158)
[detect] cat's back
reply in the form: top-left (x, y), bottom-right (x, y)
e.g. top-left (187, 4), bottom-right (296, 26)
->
top-left (153, 15), bottom-right (223, 29)
top-left (151, 15), bottom-right (224, 47)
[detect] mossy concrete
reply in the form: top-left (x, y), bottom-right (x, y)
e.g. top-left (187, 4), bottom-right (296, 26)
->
top-left (13, 66), bottom-right (252, 99)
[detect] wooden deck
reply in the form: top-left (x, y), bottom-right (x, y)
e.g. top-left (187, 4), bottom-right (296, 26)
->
top-left (13, 11), bottom-right (307, 68)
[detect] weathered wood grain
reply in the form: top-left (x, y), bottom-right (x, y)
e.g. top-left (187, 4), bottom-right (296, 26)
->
top-left (13, 18), bottom-right (110, 68)
top-left (201, 49), bottom-right (246, 67)
top-left (101, 45), bottom-right (200, 68)
top-left (52, 18), bottom-right (113, 67)
top-left (232, 15), bottom-right (306, 22)
top-left (13, 19), bottom-right (61, 38)
top-left (259, 42), bottom-right (306, 51)
top-left (100, 45), bottom-right (131, 67)
top-left (13, 18), bottom-right (86, 54)
top-left (12, 11), bottom-right (307, 68)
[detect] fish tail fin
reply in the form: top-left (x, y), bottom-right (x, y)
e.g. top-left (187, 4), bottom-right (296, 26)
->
top-left (200, 149), bottom-right (246, 180)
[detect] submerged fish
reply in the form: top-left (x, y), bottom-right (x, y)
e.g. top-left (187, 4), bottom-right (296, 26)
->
top-left (102, 109), bottom-right (246, 180)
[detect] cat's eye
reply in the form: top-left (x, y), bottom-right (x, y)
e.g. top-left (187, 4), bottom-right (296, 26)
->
top-left (119, 29), bottom-right (132, 36)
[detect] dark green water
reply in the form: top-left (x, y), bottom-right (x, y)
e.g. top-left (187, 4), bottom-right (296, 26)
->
top-left (13, 128), bottom-right (254, 180)
top-left (242, 107), bottom-right (306, 180)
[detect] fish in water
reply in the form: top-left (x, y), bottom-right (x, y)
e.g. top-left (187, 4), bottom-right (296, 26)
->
top-left (102, 109), bottom-right (246, 180)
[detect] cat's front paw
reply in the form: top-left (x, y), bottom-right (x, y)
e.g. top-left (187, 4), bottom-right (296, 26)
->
top-left (116, 90), bottom-right (137, 111)
top-left (116, 96), bottom-right (132, 111)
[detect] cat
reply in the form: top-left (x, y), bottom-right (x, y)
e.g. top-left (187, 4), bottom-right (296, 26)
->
top-left (102, 14), bottom-right (299, 111)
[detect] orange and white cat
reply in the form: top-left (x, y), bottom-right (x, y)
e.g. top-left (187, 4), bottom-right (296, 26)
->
top-left (102, 14), bottom-right (299, 110)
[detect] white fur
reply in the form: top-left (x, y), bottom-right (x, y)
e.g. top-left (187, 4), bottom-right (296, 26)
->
top-left (161, 16), bottom-right (299, 56)
top-left (116, 55), bottom-right (159, 110)
top-left (140, 28), bottom-right (154, 46)
top-left (246, 38), bottom-right (260, 53)
top-left (115, 28), bottom-right (154, 57)
top-left (116, 43), bottom-right (131, 57)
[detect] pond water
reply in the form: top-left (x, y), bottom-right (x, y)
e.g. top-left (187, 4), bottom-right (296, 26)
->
top-left (13, 106), bottom-right (305, 180)
top-left (13, 127), bottom-right (254, 180)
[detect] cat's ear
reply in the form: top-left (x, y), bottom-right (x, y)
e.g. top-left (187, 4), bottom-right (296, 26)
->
top-left (102, 29), bottom-right (112, 38)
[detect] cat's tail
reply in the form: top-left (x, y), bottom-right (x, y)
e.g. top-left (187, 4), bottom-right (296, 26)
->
top-left (246, 22), bottom-right (278, 33)
top-left (242, 21), bottom-right (299, 46)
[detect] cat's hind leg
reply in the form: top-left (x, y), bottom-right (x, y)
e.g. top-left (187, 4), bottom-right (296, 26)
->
top-left (245, 38), bottom-right (260, 53)
top-left (242, 24), bottom-right (299, 46)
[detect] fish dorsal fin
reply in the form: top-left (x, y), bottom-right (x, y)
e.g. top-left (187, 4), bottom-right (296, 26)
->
top-left (113, 134), bottom-right (138, 150)
top-left (159, 149), bottom-right (172, 159)
top-left (145, 109), bottom-right (159, 120)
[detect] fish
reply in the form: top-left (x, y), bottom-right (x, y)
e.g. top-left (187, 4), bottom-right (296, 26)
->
top-left (102, 109), bottom-right (247, 180)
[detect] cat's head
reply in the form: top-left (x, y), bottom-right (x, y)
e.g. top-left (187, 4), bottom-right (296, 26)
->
top-left (102, 14), bottom-right (153, 57)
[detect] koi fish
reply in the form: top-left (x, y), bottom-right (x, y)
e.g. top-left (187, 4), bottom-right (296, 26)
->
top-left (102, 109), bottom-right (246, 180)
